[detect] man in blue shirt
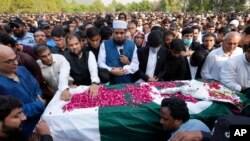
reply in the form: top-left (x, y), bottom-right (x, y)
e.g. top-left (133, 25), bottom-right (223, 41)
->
top-left (9, 17), bottom-right (35, 47)
top-left (160, 97), bottom-right (211, 141)
top-left (0, 45), bottom-right (46, 138)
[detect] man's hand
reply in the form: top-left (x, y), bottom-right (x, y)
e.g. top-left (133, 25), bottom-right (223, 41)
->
top-left (60, 88), bottom-right (71, 101)
top-left (171, 131), bottom-right (203, 141)
top-left (16, 43), bottom-right (24, 51)
top-left (120, 55), bottom-right (130, 65)
top-left (148, 76), bottom-right (159, 82)
top-left (89, 83), bottom-right (99, 97)
top-left (35, 120), bottom-right (51, 136)
top-left (37, 95), bottom-right (46, 105)
top-left (110, 67), bottom-right (125, 76)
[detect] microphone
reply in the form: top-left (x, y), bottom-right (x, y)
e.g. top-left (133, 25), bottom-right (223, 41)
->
top-left (119, 49), bottom-right (123, 55)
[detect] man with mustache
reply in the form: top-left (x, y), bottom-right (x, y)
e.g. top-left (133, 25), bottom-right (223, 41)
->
top-left (0, 95), bottom-right (53, 141)
top-left (98, 20), bottom-right (139, 84)
top-left (9, 17), bottom-right (35, 47)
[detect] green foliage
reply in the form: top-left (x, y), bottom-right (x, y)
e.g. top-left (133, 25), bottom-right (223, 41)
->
top-left (0, 0), bottom-right (249, 13)
top-left (115, 3), bottom-right (127, 12)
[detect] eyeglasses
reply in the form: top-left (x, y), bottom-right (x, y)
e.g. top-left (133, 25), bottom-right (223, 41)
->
top-left (1, 56), bottom-right (17, 64)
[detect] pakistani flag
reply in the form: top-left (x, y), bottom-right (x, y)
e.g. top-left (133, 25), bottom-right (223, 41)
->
top-left (42, 83), bottom-right (250, 141)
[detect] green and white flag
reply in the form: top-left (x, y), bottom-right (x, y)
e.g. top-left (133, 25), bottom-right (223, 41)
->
top-left (42, 82), bottom-right (249, 141)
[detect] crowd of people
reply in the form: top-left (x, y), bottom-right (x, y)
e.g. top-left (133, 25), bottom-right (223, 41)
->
top-left (0, 12), bottom-right (250, 141)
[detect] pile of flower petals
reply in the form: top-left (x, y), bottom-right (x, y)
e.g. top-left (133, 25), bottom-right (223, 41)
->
top-left (161, 93), bottom-right (198, 103)
top-left (148, 81), bottom-right (184, 89)
top-left (63, 84), bottom-right (154, 111)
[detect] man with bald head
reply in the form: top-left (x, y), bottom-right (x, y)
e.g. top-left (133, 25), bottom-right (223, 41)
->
top-left (0, 45), bottom-right (46, 138)
top-left (201, 32), bottom-right (243, 81)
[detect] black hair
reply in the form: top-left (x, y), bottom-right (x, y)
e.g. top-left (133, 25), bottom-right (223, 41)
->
top-left (0, 96), bottom-right (22, 121)
top-left (181, 27), bottom-right (193, 36)
top-left (80, 20), bottom-right (93, 31)
top-left (86, 27), bottom-right (100, 39)
top-left (190, 49), bottom-right (208, 67)
top-left (162, 18), bottom-right (171, 24)
top-left (191, 25), bottom-right (201, 32)
top-left (118, 13), bottom-right (127, 21)
top-left (244, 26), bottom-right (250, 35)
top-left (33, 43), bottom-right (50, 56)
top-left (147, 30), bottom-right (163, 47)
top-left (75, 30), bottom-right (87, 39)
top-left (51, 27), bottom-right (66, 38)
top-left (202, 33), bottom-right (217, 42)
top-left (66, 33), bottom-right (81, 45)
top-left (170, 38), bottom-right (185, 51)
top-left (0, 32), bottom-right (16, 48)
top-left (94, 17), bottom-right (107, 29)
top-left (217, 27), bottom-right (230, 35)
top-left (164, 30), bottom-right (175, 37)
top-left (161, 97), bottom-right (189, 123)
top-left (243, 43), bottom-right (250, 52)
top-left (99, 25), bottom-right (113, 41)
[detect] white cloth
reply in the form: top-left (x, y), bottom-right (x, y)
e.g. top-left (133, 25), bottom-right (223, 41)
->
top-left (184, 46), bottom-right (198, 79)
top-left (98, 42), bottom-right (139, 75)
top-left (187, 57), bottom-right (198, 79)
top-left (88, 51), bottom-right (100, 83)
top-left (113, 20), bottom-right (127, 29)
top-left (41, 86), bottom-right (100, 141)
top-left (145, 47), bottom-right (160, 77)
top-left (201, 47), bottom-right (243, 81)
top-left (37, 54), bottom-right (70, 92)
top-left (220, 53), bottom-right (250, 91)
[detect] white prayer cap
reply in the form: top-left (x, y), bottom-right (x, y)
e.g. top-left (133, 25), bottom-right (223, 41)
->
top-left (229, 20), bottom-right (239, 28)
top-left (113, 20), bottom-right (128, 29)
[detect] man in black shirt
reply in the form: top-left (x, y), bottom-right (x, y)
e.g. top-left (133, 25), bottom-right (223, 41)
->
top-left (50, 27), bottom-right (69, 57)
top-left (65, 34), bottom-right (100, 96)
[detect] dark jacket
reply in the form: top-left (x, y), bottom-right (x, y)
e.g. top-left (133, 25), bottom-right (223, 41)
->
top-left (135, 46), bottom-right (167, 82)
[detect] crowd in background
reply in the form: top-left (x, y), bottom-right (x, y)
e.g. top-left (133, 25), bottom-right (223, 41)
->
top-left (0, 12), bottom-right (250, 141)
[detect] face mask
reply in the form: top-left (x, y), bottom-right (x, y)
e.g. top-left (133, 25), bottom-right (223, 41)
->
top-left (184, 39), bottom-right (192, 46)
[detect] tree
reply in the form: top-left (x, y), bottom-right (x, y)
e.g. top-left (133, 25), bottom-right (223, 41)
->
top-left (128, 2), bottom-right (140, 11)
top-left (89, 0), bottom-right (105, 12)
top-left (115, 3), bottom-right (127, 12)
top-left (10, 0), bottom-right (35, 13)
top-left (0, 0), bottom-right (12, 14)
top-left (139, 0), bottom-right (152, 11)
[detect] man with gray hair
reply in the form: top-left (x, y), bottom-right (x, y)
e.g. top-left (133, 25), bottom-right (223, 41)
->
top-left (201, 32), bottom-right (243, 81)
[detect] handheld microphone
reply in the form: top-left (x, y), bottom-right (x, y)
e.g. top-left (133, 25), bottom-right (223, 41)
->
top-left (119, 49), bottom-right (123, 55)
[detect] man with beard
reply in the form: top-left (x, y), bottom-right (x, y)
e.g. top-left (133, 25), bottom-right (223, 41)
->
top-left (160, 97), bottom-right (211, 141)
top-left (38, 21), bottom-right (56, 48)
top-left (34, 30), bottom-right (47, 45)
top-left (65, 34), bottom-right (100, 96)
top-left (134, 30), bottom-right (167, 83)
top-left (0, 95), bottom-right (53, 141)
top-left (9, 17), bottom-right (35, 47)
top-left (0, 45), bottom-right (46, 139)
top-left (98, 20), bottom-right (139, 84)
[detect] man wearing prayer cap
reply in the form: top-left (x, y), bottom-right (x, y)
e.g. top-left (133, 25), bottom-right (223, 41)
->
top-left (98, 20), bottom-right (139, 84)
